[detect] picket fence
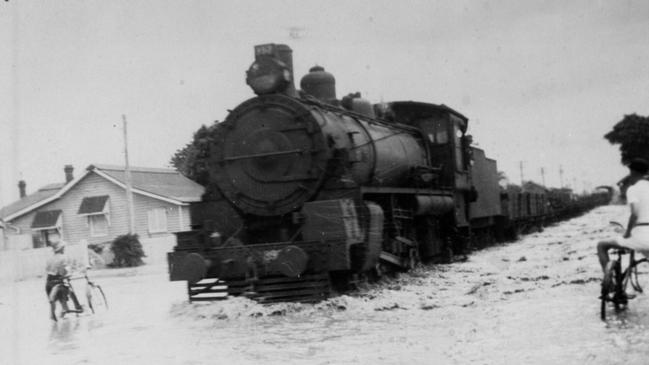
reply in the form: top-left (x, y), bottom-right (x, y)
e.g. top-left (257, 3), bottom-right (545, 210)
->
top-left (0, 235), bottom-right (175, 282)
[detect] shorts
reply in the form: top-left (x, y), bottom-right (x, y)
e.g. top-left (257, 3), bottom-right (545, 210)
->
top-left (45, 275), bottom-right (64, 299)
top-left (620, 226), bottom-right (649, 257)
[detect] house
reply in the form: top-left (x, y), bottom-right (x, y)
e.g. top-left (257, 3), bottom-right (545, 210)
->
top-left (0, 164), bottom-right (205, 249)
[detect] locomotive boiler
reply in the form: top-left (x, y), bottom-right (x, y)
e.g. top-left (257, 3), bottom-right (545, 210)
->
top-left (167, 43), bottom-right (607, 303)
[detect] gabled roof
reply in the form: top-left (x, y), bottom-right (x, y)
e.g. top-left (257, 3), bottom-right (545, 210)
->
top-left (89, 164), bottom-right (204, 203)
top-left (0, 164), bottom-right (205, 222)
top-left (0, 183), bottom-right (65, 221)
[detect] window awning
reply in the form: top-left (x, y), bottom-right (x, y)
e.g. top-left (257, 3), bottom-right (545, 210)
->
top-left (78, 195), bottom-right (110, 215)
top-left (31, 210), bottom-right (62, 230)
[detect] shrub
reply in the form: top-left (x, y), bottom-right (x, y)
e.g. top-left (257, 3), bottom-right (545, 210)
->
top-left (110, 233), bottom-right (145, 267)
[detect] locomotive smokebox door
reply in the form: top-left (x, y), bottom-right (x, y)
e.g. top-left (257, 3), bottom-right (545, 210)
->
top-left (211, 95), bottom-right (331, 216)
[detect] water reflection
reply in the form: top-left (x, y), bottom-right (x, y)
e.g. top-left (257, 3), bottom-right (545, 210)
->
top-left (48, 316), bottom-right (106, 352)
top-left (49, 319), bottom-right (78, 341)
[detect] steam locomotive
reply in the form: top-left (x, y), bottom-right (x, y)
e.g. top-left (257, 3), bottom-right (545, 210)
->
top-left (167, 44), bottom-right (610, 302)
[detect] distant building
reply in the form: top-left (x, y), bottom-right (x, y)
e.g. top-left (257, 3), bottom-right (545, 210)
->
top-left (0, 164), bottom-right (204, 249)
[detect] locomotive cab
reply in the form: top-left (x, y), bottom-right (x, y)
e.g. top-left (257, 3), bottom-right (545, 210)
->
top-left (380, 102), bottom-right (471, 188)
top-left (380, 102), bottom-right (473, 229)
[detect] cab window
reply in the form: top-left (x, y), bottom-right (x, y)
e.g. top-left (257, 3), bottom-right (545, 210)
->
top-left (424, 119), bottom-right (448, 144)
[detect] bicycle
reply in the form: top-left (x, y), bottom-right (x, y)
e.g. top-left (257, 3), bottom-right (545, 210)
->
top-left (51, 273), bottom-right (108, 320)
top-left (600, 247), bottom-right (648, 320)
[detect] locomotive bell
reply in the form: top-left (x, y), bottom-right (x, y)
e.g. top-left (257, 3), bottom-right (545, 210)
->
top-left (300, 65), bottom-right (336, 104)
top-left (246, 44), bottom-right (297, 96)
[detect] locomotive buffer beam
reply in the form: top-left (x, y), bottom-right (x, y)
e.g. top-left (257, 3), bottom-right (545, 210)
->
top-left (184, 244), bottom-right (332, 303)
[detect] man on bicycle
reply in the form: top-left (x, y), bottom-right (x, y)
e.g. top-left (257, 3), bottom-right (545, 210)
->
top-left (45, 232), bottom-right (70, 321)
top-left (597, 158), bottom-right (649, 274)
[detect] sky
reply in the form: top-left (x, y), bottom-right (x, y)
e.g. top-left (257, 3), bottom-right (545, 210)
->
top-left (1, 0), bottom-right (648, 207)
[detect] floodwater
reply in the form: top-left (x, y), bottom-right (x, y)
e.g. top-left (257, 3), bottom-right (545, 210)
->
top-left (3, 205), bottom-right (649, 365)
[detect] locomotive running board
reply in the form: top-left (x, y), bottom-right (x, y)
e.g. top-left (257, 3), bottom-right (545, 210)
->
top-left (187, 273), bottom-right (331, 304)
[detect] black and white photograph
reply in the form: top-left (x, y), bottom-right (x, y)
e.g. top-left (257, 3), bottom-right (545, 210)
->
top-left (1, 1), bottom-right (649, 364)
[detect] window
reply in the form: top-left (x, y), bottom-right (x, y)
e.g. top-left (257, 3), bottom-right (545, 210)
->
top-left (148, 208), bottom-right (168, 233)
top-left (31, 210), bottom-right (63, 248)
top-left (89, 214), bottom-right (109, 237)
top-left (434, 120), bottom-right (448, 144)
top-left (423, 119), bottom-right (448, 144)
top-left (78, 196), bottom-right (110, 237)
top-left (33, 229), bottom-right (61, 249)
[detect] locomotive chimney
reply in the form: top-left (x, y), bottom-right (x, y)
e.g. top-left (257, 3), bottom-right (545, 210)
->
top-left (18, 180), bottom-right (26, 198)
top-left (246, 43), bottom-right (297, 97)
top-left (64, 164), bottom-right (74, 183)
top-left (274, 44), bottom-right (296, 96)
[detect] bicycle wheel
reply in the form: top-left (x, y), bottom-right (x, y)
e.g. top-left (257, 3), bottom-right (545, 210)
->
top-left (601, 260), bottom-right (622, 320)
top-left (86, 284), bottom-right (108, 314)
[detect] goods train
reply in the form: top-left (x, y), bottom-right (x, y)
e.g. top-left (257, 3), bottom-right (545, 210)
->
top-left (167, 44), bottom-right (610, 302)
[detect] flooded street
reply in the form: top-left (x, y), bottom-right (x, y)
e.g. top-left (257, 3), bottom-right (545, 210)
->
top-left (3, 205), bottom-right (649, 364)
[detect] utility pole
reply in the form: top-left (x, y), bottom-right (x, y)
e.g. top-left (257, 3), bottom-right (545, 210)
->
top-left (123, 115), bottom-right (136, 234)
top-left (540, 167), bottom-right (546, 187)
top-left (519, 161), bottom-right (525, 186)
top-left (559, 165), bottom-right (564, 188)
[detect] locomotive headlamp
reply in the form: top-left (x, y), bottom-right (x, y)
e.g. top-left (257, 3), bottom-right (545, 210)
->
top-left (246, 56), bottom-right (291, 95)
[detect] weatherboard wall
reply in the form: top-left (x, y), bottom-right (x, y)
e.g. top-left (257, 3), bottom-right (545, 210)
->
top-left (5, 172), bottom-right (192, 247)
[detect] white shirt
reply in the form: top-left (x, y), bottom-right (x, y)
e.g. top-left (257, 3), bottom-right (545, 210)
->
top-left (45, 253), bottom-right (69, 276)
top-left (627, 179), bottom-right (649, 223)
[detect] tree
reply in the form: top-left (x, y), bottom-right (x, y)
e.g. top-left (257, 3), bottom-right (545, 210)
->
top-left (170, 122), bottom-right (219, 186)
top-left (604, 114), bottom-right (649, 165)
